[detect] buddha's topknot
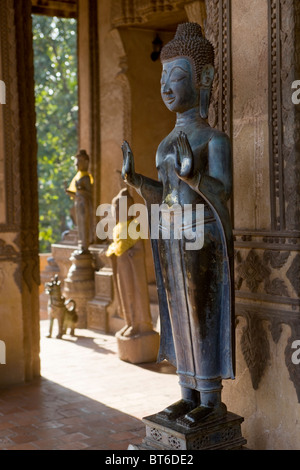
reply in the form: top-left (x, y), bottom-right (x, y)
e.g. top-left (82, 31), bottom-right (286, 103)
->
top-left (160, 22), bottom-right (214, 87)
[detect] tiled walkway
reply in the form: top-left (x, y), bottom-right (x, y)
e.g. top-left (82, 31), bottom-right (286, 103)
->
top-left (0, 321), bottom-right (178, 450)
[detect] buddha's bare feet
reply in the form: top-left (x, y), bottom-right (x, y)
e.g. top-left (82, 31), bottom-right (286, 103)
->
top-left (157, 399), bottom-right (197, 421)
top-left (177, 403), bottom-right (227, 428)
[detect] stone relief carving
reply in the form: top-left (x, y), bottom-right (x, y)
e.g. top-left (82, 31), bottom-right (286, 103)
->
top-left (234, 231), bottom-right (300, 398)
top-left (268, 0), bottom-right (300, 232)
top-left (240, 312), bottom-right (271, 390)
top-left (263, 250), bottom-right (290, 297)
top-left (191, 434), bottom-right (209, 449)
top-left (204, 0), bottom-right (219, 130)
top-left (204, 0), bottom-right (231, 135)
top-left (0, 238), bottom-right (18, 259)
top-left (235, 248), bottom-right (292, 299)
top-left (236, 303), bottom-right (300, 401)
top-left (111, 0), bottom-right (196, 27)
top-left (235, 250), bottom-right (270, 294)
top-left (168, 436), bottom-right (181, 449)
top-left (279, 0), bottom-right (300, 232)
top-left (286, 254), bottom-right (300, 298)
top-left (0, 237), bottom-right (21, 291)
top-left (150, 427), bottom-right (162, 441)
top-left (268, 0), bottom-right (282, 231)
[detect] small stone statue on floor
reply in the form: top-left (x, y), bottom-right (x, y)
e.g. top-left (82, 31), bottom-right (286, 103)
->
top-left (45, 274), bottom-right (78, 339)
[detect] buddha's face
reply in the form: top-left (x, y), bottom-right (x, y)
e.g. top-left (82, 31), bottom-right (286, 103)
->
top-left (160, 58), bottom-right (199, 113)
top-left (76, 155), bottom-right (88, 172)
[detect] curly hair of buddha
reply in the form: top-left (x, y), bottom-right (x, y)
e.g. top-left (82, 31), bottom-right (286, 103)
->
top-left (160, 22), bottom-right (214, 87)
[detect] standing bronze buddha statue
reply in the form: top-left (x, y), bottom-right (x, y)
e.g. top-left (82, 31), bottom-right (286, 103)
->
top-left (121, 22), bottom-right (235, 427)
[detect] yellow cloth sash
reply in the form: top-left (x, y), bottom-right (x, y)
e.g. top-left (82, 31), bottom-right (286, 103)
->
top-left (67, 171), bottom-right (94, 194)
top-left (106, 219), bottom-right (141, 257)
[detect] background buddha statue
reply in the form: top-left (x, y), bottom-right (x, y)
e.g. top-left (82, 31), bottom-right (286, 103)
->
top-left (66, 149), bottom-right (94, 254)
top-left (106, 188), bottom-right (154, 338)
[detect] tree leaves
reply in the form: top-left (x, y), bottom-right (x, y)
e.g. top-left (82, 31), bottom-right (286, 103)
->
top-left (32, 15), bottom-right (78, 253)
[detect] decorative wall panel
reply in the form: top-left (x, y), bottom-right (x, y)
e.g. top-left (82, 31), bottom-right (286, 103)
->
top-left (205, 0), bottom-right (300, 400)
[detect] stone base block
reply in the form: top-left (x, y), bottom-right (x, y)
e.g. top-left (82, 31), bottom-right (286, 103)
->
top-left (116, 330), bottom-right (159, 364)
top-left (87, 299), bottom-right (109, 332)
top-left (86, 267), bottom-right (124, 334)
top-left (133, 412), bottom-right (246, 450)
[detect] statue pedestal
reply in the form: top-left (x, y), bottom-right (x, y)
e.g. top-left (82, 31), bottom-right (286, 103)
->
top-left (129, 412), bottom-right (246, 450)
top-left (87, 267), bottom-right (124, 334)
top-left (115, 330), bottom-right (159, 364)
top-left (64, 250), bottom-right (95, 328)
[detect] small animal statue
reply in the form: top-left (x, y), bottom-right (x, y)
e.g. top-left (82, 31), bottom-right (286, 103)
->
top-left (45, 274), bottom-right (78, 339)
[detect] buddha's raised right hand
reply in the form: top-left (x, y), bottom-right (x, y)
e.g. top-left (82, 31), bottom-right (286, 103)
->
top-left (174, 132), bottom-right (200, 190)
top-left (121, 141), bottom-right (141, 188)
top-left (174, 132), bottom-right (194, 180)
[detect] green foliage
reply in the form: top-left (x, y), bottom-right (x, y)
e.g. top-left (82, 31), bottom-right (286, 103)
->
top-left (32, 15), bottom-right (78, 253)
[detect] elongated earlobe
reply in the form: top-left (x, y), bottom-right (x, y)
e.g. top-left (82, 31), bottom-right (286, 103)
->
top-left (200, 88), bottom-right (210, 119)
top-left (199, 64), bottom-right (214, 119)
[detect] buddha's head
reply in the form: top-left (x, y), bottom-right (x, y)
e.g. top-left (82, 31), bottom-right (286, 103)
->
top-left (160, 23), bottom-right (214, 118)
top-left (75, 149), bottom-right (89, 172)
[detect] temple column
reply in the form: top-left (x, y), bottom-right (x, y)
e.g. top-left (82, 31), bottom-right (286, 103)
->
top-left (0, 0), bottom-right (40, 385)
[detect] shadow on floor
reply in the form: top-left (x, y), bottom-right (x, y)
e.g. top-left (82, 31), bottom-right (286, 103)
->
top-left (54, 334), bottom-right (117, 356)
top-left (0, 377), bottom-right (145, 450)
top-left (43, 319), bottom-right (176, 374)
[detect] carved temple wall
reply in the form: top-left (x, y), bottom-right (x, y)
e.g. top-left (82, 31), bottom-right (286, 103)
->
top-left (204, 0), bottom-right (300, 449)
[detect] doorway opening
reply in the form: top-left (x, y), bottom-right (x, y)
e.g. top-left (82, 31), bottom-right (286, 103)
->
top-left (32, 13), bottom-right (78, 322)
top-left (32, 14), bottom-right (78, 255)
